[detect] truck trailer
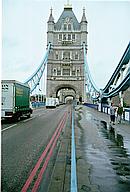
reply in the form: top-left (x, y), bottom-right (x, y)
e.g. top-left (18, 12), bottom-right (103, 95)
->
top-left (1, 80), bottom-right (33, 121)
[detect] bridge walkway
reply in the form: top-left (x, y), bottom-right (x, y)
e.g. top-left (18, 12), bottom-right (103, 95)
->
top-left (75, 105), bottom-right (130, 192)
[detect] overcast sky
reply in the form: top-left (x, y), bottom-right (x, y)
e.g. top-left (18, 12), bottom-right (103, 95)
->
top-left (2, 0), bottom-right (130, 92)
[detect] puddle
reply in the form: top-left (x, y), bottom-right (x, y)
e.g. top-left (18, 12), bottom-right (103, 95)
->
top-left (97, 121), bottom-right (130, 191)
top-left (87, 145), bottom-right (119, 192)
top-left (82, 116), bottom-right (130, 192)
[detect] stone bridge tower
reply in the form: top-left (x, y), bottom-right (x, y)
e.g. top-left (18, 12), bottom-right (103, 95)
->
top-left (46, 2), bottom-right (88, 103)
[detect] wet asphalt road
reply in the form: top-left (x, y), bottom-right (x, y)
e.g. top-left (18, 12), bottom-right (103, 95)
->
top-left (76, 106), bottom-right (130, 192)
top-left (1, 105), bottom-right (69, 192)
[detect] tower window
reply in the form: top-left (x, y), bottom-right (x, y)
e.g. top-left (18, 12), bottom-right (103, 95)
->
top-left (57, 70), bottom-right (61, 76)
top-left (72, 70), bottom-right (76, 76)
top-left (57, 67), bottom-right (61, 75)
top-left (55, 52), bottom-right (58, 59)
top-left (63, 51), bottom-right (70, 60)
top-left (77, 69), bottom-right (80, 76)
top-left (72, 34), bottom-right (75, 40)
top-left (68, 24), bottom-right (71, 30)
top-left (63, 69), bottom-right (70, 76)
top-left (75, 52), bottom-right (78, 60)
top-left (64, 24), bottom-right (67, 31)
top-left (59, 34), bottom-right (62, 40)
top-left (68, 34), bottom-right (71, 40)
top-left (63, 34), bottom-right (66, 40)
top-left (53, 68), bottom-right (57, 76)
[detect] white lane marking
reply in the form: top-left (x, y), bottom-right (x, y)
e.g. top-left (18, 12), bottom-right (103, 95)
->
top-left (2, 124), bottom-right (17, 132)
top-left (23, 117), bottom-right (35, 122)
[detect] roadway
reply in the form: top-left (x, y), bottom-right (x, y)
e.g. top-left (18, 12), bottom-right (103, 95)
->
top-left (1, 105), bottom-right (70, 192)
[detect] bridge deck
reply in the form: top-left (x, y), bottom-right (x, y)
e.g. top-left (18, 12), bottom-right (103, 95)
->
top-left (47, 105), bottom-right (130, 192)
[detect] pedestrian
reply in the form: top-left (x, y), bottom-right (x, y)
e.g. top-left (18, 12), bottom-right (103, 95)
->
top-left (110, 103), bottom-right (116, 125)
top-left (117, 103), bottom-right (123, 124)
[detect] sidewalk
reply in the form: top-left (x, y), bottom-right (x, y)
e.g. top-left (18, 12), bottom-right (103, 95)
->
top-left (75, 105), bottom-right (130, 192)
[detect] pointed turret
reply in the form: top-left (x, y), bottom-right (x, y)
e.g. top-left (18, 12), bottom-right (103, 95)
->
top-left (48, 7), bottom-right (54, 23)
top-left (81, 7), bottom-right (87, 23)
top-left (47, 8), bottom-right (55, 45)
top-left (80, 7), bottom-right (88, 45)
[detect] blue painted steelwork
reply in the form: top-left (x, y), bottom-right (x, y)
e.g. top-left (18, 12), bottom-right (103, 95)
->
top-left (83, 43), bottom-right (100, 93)
top-left (71, 104), bottom-right (78, 192)
top-left (83, 42), bottom-right (130, 100)
top-left (31, 101), bottom-right (45, 108)
top-left (103, 72), bottom-right (130, 98)
top-left (24, 43), bottom-right (51, 93)
top-left (103, 42), bottom-right (130, 93)
top-left (83, 43), bottom-right (100, 100)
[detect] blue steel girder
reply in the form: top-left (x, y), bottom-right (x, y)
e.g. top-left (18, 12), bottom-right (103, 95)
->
top-left (83, 41), bottom-right (130, 101)
top-left (102, 71), bottom-right (130, 98)
top-left (103, 41), bottom-right (130, 93)
top-left (24, 43), bottom-right (51, 93)
top-left (102, 42), bottom-right (130, 98)
top-left (83, 43), bottom-right (100, 100)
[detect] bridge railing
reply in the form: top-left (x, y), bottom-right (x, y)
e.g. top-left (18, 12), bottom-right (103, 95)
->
top-left (31, 101), bottom-right (45, 108)
top-left (84, 103), bottom-right (130, 123)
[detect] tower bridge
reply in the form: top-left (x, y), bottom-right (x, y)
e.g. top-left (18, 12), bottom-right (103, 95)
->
top-left (2, 2), bottom-right (130, 192)
top-left (24, 3), bottom-right (130, 105)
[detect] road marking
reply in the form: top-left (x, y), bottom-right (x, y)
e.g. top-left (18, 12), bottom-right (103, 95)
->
top-left (71, 108), bottom-right (78, 192)
top-left (32, 113), bottom-right (67, 192)
top-left (1, 124), bottom-right (17, 132)
top-left (21, 112), bottom-right (67, 192)
top-left (23, 117), bottom-right (35, 122)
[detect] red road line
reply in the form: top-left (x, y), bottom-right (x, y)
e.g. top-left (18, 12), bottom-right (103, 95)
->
top-left (21, 112), bottom-right (67, 192)
top-left (32, 113), bottom-right (67, 192)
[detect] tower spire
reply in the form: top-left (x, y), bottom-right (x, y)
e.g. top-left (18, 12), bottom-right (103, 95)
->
top-left (64, 0), bottom-right (72, 9)
top-left (81, 7), bottom-right (87, 23)
top-left (48, 7), bottom-right (54, 22)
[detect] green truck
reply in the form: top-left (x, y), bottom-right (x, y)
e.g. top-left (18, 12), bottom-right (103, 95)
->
top-left (1, 80), bottom-right (33, 121)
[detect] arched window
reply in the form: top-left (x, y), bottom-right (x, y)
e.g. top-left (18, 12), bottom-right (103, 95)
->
top-left (63, 51), bottom-right (70, 60)
top-left (53, 68), bottom-right (57, 76)
top-left (68, 24), bottom-right (71, 30)
top-left (64, 24), bottom-right (67, 31)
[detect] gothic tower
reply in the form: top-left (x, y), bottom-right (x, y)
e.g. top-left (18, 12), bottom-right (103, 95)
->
top-left (46, 3), bottom-right (88, 103)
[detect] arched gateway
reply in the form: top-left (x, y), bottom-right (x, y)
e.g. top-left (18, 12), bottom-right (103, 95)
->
top-left (46, 3), bottom-right (88, 103)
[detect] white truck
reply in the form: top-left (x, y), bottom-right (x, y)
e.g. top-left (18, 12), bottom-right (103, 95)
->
top-left (46, 97), bottom-right (57, 108)
top-left (1, 80), bottom-right (33, 121)
top-left (55, 98), bottom-right (59, 106)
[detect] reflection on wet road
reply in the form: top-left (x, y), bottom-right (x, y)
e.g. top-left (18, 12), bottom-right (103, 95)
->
top-left (80, 108), bottom-right (130, 192)
top-left (100, 121), bottom-right (130, 190)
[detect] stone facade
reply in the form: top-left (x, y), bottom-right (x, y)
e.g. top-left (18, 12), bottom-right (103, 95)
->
top-left (46, 4), bottom-right (88, 102)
